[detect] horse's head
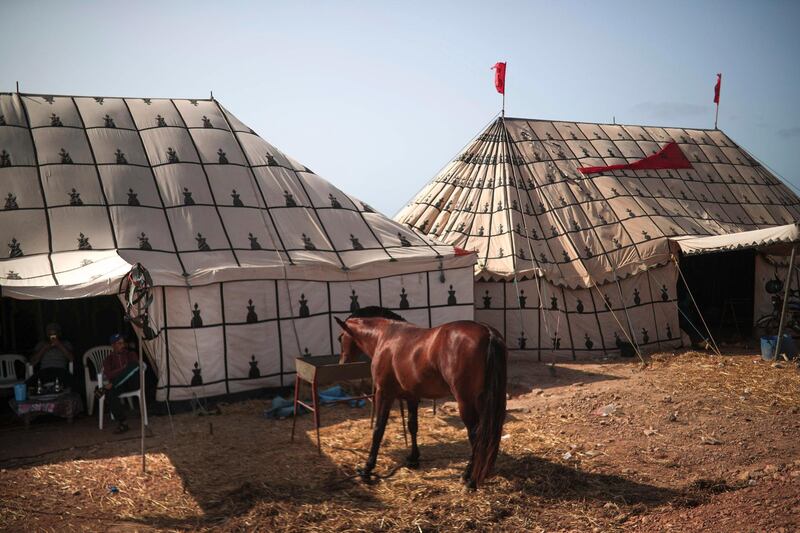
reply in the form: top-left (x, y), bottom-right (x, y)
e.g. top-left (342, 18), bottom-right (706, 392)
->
top-left (335, 308), bottom-right (405, 364)
top-left (334, 317), bottom-right (363, 364)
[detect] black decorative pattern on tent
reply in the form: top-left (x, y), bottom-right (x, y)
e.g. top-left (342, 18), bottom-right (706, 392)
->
top-left (152, 267), bottom-right (475, 398)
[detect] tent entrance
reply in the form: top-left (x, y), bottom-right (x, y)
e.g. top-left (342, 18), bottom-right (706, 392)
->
top-left (678, 250), bottom-right (755, 343)
top-left (0, 295), bottom-right (135, 360)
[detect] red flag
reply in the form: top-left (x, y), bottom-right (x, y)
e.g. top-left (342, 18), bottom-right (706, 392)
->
top-left (492, 62), bottom-right (506, 94)
top-left (713, 73), bottom-right (722, 104)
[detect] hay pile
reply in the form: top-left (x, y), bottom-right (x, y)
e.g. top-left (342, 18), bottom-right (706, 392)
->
top-left (1, 351), bottom-right (799, 532)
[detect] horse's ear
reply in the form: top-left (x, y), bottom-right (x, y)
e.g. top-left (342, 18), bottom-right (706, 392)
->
top-left (335, 317), bottom-right (354, 336)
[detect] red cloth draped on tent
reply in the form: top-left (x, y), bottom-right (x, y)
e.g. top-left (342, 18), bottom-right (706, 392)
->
top-left (578, 142), bottom-right (693, 175)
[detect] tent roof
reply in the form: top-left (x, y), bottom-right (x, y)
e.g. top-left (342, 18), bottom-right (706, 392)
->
top-left (396, 117), bottom-right (800, 287)
top-left (0, 92), bottom-right (473, 297)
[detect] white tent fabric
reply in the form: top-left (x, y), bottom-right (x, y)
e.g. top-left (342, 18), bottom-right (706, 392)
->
top-left (396, 116), bottom-right (800, 358)
top-left (0, 92), bottom-right (477, 400)
top-left (672, 223), bottom-right (800, 256)
top-left (0, 250), bottom-right (133, 299)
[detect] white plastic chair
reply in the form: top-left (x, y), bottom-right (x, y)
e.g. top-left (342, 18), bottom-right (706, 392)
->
top-left (98, 363), bottom-right (148, 430)
top-left (84, 346), bottom-right (112, 416)
top-left (0, 354), bottom-right (26, 391)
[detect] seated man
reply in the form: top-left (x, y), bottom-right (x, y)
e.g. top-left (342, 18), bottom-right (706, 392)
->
top-left (96, 333), bottom-right (139, 433)
top-left (27, 323), bottom-right (74, 388)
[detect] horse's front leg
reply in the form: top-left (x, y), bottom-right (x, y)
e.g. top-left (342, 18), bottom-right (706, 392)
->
top-left (405, 398), bottom-right (420, 469)
top-left (358, 389), bottom-right (393, 482)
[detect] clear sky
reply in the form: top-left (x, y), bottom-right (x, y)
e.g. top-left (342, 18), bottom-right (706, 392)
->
top-left (3, 0), bottom-right (799, 215)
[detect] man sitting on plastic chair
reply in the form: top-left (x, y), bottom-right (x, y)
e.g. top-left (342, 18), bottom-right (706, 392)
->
top-left (27, 323), bottom-right (74, 389)
top-left (95, 333), bottom-right (139, 434)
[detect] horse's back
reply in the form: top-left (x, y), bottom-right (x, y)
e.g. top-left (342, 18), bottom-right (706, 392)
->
top-left (384, 320), bottom-right (498, 399)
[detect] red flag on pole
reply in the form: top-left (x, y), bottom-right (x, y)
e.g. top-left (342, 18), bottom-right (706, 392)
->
top-left (492, 62), bottom-right (506, 94)
top-left (713, 73), bottom-right (722, 104)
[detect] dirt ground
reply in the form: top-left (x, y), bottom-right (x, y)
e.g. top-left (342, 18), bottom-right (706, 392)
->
top-left (1, 349), bottom-right (799, 532)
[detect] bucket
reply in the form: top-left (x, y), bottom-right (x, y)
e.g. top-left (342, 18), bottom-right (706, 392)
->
top-left (760, 335), bottom-right (798, 361)
top-left (14, 383), bottom-right (27, 402)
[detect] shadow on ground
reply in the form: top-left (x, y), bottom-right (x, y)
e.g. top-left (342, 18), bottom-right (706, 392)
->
top-left (379, 437), bottom-right (687, 509)
top-left (0, 402), bottom-right (380, 530)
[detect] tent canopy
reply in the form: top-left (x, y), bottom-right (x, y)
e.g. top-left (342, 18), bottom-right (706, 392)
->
top-left (0, 250), bottom-right (132, 300)
top-left (0, 92), bottom-right (473, 298)
top-left (671, 223), bottom-right (800, 256)
top-left (396, 117), bottom-right (800, 288)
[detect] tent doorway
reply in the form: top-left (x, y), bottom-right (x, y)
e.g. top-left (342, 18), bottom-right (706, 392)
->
top-left (1, 295), bottom-right (135, 357)
top-left (678, 250), bottom-right (755, 343)
top-left (1, 295), bottom-right (160, 416)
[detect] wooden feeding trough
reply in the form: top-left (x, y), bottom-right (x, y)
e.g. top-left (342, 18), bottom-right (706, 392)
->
top-left (290, 355), bottom-right (373, 452)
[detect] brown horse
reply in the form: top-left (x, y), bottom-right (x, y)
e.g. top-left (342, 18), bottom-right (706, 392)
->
top-left (335, 307), bottom-right (507, 488)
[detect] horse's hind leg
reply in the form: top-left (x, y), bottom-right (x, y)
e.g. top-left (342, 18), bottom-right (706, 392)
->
top-left (457, 399), bottom-right (479, 488)
top-left (461, 424), bottom-right (477, 484)
top-left (405, 398), bottom-right (420, 468)
top-left (358, 390), bottom-right (393, 482)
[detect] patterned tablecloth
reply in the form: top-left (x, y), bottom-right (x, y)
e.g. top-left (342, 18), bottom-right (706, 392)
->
top-left (9, 391), bottom-right (83, 422)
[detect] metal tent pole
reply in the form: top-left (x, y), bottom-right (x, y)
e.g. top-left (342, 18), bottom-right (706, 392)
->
top-left (774, 244), bottom-right (797, 361)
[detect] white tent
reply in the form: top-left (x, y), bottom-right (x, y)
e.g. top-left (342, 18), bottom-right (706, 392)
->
top-left (396, 116), bottom-right (800, 358)
top-left (0, 92), bottom-right (476, 400)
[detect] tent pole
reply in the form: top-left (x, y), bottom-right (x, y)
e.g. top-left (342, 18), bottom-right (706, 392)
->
top-left (138, 329), bottom-right (146, 473)
top-left (774, 244), bottom-right (797, 360)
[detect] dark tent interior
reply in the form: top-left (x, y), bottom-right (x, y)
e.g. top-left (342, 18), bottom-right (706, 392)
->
top-left (677, 249), bottom-right (756, 343)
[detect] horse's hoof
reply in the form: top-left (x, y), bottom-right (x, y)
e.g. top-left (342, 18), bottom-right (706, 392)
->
top-left (462, 481), bottom-right (477, 492)
top-left (405, 458), bottom-right (420, 469)
top-left (356, 467), bottom-right (375, 484)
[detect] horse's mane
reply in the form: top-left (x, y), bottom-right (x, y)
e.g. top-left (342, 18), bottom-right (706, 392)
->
top-left (347, 306), bottom-right (407, 322)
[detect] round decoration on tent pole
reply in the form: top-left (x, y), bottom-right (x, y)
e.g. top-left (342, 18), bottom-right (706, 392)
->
top-left (119, 263), bottom-right (156, 340)
top-left (118, 263), bottom-right (155, 474)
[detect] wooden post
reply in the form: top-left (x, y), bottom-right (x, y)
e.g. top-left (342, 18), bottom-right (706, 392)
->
top-left (774, 244), bottom-right (797, 360)
top-left (136, 329), bottom-right (147, 473)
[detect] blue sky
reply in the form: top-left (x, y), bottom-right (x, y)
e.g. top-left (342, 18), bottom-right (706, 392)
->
top-left (3, 0), bottom-right (799, 215)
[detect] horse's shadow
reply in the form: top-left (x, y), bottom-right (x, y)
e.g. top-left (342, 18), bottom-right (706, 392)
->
top-left (494, 453), bottom-right (680, 506)
top-left (384, 439), bottom-right (684, 508)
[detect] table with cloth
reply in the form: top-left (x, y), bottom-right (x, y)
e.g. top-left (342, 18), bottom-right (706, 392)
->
top-left (9, 391), bottom-right (83, 427)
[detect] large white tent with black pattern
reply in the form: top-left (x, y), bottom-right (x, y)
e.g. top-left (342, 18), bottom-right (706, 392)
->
top-left (396, 116), bottom-right (800, 360)
top-left (0, 92), bottom-right (476, 402)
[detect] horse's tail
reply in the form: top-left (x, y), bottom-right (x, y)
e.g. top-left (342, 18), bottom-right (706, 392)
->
top-left (471, 326), bottom-right (507, 486)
